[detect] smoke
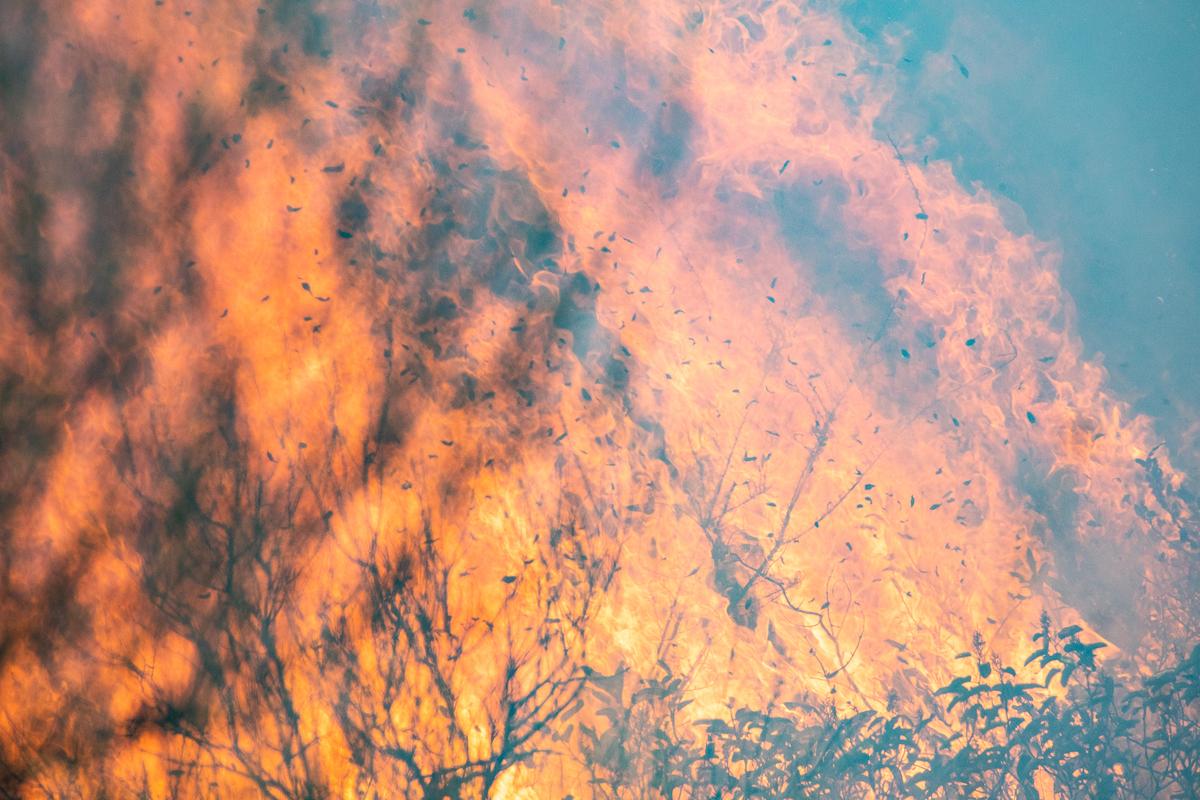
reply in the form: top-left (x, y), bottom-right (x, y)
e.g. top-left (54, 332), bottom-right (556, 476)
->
top-left (843, 0), bottom-right (1200, 469)
top-left (0, 0), bottom-right (1195, 796)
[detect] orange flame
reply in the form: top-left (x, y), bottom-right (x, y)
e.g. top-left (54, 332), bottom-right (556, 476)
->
top-left (0, 0), bottom-right (1194, 796)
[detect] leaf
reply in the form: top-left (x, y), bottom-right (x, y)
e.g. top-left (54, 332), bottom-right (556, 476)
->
top-left (561, 698), bottom-right (584, 721)
top-left (697, 718), bottom-right (732, 734)
top-left (935, 676), bottom-right (972, 696)
top-left (1061, 663), bottom-right (1076, 687)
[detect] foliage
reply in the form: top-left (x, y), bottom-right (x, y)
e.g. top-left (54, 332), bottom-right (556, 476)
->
top-left (579, 615), bottom-right (1200, 799)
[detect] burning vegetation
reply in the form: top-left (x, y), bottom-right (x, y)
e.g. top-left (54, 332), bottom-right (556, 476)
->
top-left (0, 0), bottom-right (1196, 797)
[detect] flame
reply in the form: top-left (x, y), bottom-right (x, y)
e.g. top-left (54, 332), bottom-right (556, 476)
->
top-left (0, 0), bottom-right (1194, 796)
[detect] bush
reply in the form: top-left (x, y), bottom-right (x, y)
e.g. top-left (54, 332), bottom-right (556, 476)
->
top-left (579, 616), bottom-right (1200, 799)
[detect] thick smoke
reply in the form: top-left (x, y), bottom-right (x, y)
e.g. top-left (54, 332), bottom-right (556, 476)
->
top-left (1, 0), bottom-right (1195, 796)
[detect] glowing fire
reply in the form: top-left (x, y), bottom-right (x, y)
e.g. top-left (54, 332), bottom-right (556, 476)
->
top-left (0, 0), bottom-right (1194, 797)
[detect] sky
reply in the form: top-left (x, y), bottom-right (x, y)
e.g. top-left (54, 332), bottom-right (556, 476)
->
top-left (845, 0), bottom-right (1200, 466)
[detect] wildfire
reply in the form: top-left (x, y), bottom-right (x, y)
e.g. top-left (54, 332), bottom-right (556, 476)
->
top-left (0, 0), bottom-right (1195, 797)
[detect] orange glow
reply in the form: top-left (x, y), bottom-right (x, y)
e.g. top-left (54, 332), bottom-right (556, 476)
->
top-left (0, 0), bottom-right (1194, 797)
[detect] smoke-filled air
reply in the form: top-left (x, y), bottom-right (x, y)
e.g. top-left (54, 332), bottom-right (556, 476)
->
top-left (1, 1), bottom-right (1196, 798)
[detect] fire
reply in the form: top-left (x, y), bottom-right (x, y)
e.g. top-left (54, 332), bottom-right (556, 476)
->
top-left (0, 0), bottom-right (1194, 797)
